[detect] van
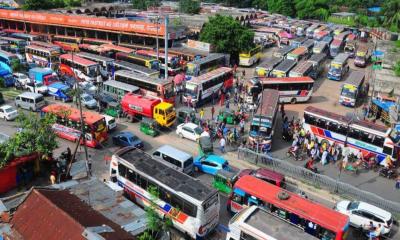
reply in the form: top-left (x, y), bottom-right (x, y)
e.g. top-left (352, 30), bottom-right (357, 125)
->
top-left (15, 92), bottom-right (45, 111)
top-left (152, 145), bottom-right (194, 174)
top-left (103, 114), bottom-right (117, 131)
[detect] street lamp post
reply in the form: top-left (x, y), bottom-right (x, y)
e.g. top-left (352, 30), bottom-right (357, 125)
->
top-left (164, 15), bottom-right (169, 80)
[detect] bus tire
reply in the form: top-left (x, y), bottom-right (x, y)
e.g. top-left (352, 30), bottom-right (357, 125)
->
top-left (291, 98), bottom-right (296, 104)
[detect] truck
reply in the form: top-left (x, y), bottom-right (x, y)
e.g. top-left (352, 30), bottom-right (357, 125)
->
top-left (28, 67), bottom-right (59, 86)
top-left (121, 93), bottom-right (176, 127)
top-left (327, 53), bottom-right (350, 81)
top-left (0, 68), bottom-right (14, 87)
top-left (329, 39), bottom-right (343, 58)
top-left (354, 43), bottom-right (370, 68)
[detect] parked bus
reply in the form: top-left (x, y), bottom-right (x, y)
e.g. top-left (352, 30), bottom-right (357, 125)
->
top-left (136, 49), bottom-right (181, 76)
top-left (307, 53), bottom-right (327, 79)
top-left (59, 53), bottom-right (100, 82)
top-left (303, 106), bottom-right (397, 164)
top-left (115, 52), bottom-right (160, 71)
top-left (314, 31), bottom-right (329, 41)
top-left (334, 27), bottom-right (344, 36)
top-left (82, 38), bottom-right (114, 46)
top-left (109, 147), bottom-right (220, 239)
top-left (344, 40), bottom-right (357, 58)
top-left (329, 39), bottom-right (344, 58)
top-left (254, 57), bottom-right (282, 77)
top-left (313, 42), bottom-right (328, 54)
top-left (184, 67), bottom-right (233, 107)
top-left (30, 41), bottom-right (61, 52)
top-left (0, 49), bottom-right (19, 72)
top-left (10, 33), bottom-right (39, 42)
top-left (113, 60), bottom-right (159, 78)
top-left (313, 25), bottom-right (327, 38)
top-left (25, 44), bottom-right (61, 67)
top-left (102, 80), bottom-right (140, 100)
top-left (186, 53), bottom-right (229, 77)
top-left (52, 35), bottom-right (81, 52)
top-left (246, 76), bottom-right (314, 104)
top-left (339, 71), bottom-right (365, 107)
top-left (327, 53), bottom-right (350, 81)
top-left (286, 47), bottom-right (308, 62)
top-left (270, 59), bottom-right (297, 78)
top-left (0, 36), bottom-right (27, 53)
top-left (248, 89), bottom-right (279, 151)
top-left (290, 37), bottom-right (306, 48)
top-left (289, 61), bottom-right (314, 78)
top-left (354, 43), bottom-right (370, 68)
top-left (79, 44), bottom-right (111, 57)
top-left (101, 44), bottom-right (134, 57)
top-left (306, 24), bottom-right (319, 38)
top-left (334, 31), bottom-right (351, 42)
top-left (239, 45), bottom-right (263, 66)
top-left (228, 175), bottom-right (350, 240)
top-left (41, 104), bottom-right (108, 148)
top-left (226, 206), bottom-right (320, 240)
top-left (300, 39), bottom-right (314, 54)
top-left (273, 45), bottom-right (294, 58)
top-left (114, 70), bottom-right (174, 103)
top-left (76, 51), bottom-right (114, 77)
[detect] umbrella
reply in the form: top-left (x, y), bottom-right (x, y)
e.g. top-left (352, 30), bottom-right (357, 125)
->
top-left (174, 73), bottom-right (185, 85)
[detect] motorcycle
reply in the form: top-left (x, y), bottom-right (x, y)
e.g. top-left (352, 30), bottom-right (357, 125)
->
top-left (287, 145), bottom-right (302, 161)
top-left (379, 167), bottom-right (397, 179)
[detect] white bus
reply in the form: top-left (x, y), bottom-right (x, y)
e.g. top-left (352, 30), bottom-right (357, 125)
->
top-left (76, 51), bottom-right (114, 77)
top-left (183, 67), bottom-right (233, 107)
top-left (303, 106), bottom-right (397, 165)
top-left (25, 44), bottom-right (61, 67)
top-left (113, 60), bottom-right (159, 78)
top-left (59, 53), bottom-right (100, 82)
top-left (226, 205), bottom-right (319, 240)
top-left (110, 147), bottom-right (220, 239)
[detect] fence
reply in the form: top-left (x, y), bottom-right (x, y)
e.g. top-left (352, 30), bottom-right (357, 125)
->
top-left (237, 147), bottom-right (400, 214)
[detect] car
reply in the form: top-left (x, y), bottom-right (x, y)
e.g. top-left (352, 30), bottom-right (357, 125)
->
top-left (335, 200), bottom-right (393, 235)
top-left (176, 122), bottom-right (202, 142)
top-left (25, 82), bottom-right (48, 95)
top-left (0, 105), bottom-right (18, 121)
top-left (96, 92), bottom-right (118, 108)
top-left (112, 131), bottom-right (143, 148)
top-left (80, 93), bottom-right (97, 109)
top-left (79, 81), bottom-right (97, 95)
top-left (194, 154), bottom-right (230, 175)
top-left (13, 72), bottom-right (30, 86)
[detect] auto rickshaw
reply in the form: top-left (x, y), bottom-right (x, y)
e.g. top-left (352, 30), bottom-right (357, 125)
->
top-left (217, 108), bottom-right (239, 125)
top-left (140, 117), bottom-right (159, 137)
top-left (177, 107), bottom-right (198, 124)
top-left (198, 136), bottom-right (213, 156)
top-left (212, 169), bottom-right (238, 194)
top-left (104, 101), bottom-right (121, 118)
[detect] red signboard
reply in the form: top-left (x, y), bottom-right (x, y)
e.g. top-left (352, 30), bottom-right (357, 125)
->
top-left (0, 10), bottom-right (165, 36)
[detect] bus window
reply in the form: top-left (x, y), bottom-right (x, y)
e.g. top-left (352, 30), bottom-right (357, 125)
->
top-left (348, 128), bottom-right (361, 140)
top-left (304, 113), bottom-right (316, 125)
top-left (315, 119), bottom-right (327, 129)
top-left (372, 136), bottom-right (384, 147)
top-left (336, 124), bottom-right (348, 135)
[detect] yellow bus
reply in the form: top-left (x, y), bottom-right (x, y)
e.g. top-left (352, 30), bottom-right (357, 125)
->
top-left (239, 45), bottom-right (263, 67)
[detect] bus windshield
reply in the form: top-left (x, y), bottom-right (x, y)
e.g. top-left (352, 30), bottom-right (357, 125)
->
top-left (341, 87), bottom-right (356, 98)
top-left (186, 64), bottom-right (195, 76)
top-left (151, 60), bottom-right (159, 70)
top-left (185, 82), bottom-right (198, 98)
top-left (250, 125), bottom-right (272, 137)
top-left (88, 65), bottom-right (97, 77)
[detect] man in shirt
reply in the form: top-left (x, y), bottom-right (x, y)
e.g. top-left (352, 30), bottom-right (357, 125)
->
top-left (219, 137), bottom-right (226, 153)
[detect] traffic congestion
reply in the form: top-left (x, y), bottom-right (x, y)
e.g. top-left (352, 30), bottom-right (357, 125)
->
top-left (0, 5), bottom-right (399, 240)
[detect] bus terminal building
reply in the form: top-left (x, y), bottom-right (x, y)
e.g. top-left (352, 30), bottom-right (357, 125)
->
top-left (0, 9), bottom-right (186, 48)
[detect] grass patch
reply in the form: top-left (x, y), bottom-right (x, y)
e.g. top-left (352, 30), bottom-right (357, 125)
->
top-left (0, 87), bottom-right (22, 99)
top-left (327, 16), bottom-right (356, 27)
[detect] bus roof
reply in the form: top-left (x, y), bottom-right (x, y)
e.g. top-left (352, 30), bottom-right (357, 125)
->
top-left (257, 57), bottom-right (282, 70)
top-left (189, 67), bottom-right (232, 84)
top-left (290, 61), bottom-right (313, 74)
top-left (0, 49), bottom-right (16, 57)
top-left (0, 36), bottom-right (25, 42)
top-left (83, 38), bottom-right (113, 44)
top-left (10, 33), bottom-right (36, 38)
top-left (53, 35), bottom-right (81, 40)
top-left (103, 80), bottom-right (140, 93)
top-left (116, 147), bottom-right (217, 202)
top-left (275, 46), bottom-right (295, 56)
top-left (308, 53), bottom-right (327, 65)
top-left (300, 39), bottom-right (314, 49)
top-left (334, 31), bottom-right (351, 41)
top-left (115, 70), bottom-right (169, 85)
top-left (234, 175), bottom-right (349, 232)
top-left (332, 53), bottom-right (349, 64)
top-left (101, 44), bottom-right (134, 53)
top-left (42, 104), bottom-right (104, 125)
top-left (187, 53), bottom-right (226, 66)
top-left (113, 60), bottom-right (158, 76)
top-left (76, 51), bottom-right (114, 63)
top-left (331, 39), bottom-right (342, 46)
top-left (30, 41), bottom-right (61, 50)
top-left (256, 89), bottom-right (279, 117)
top-left (60, 53), bottom-right (98, 67)
top-left (273, 59), bottom-right (296, 72)
top-left (26, 44), bottom-right (58, 53)
top-left (344, 71), bottom-right (365, 87)
top-left (260, 76), bottom-right (314, 84)
top-left (289, 46), bottom-right (307, 56)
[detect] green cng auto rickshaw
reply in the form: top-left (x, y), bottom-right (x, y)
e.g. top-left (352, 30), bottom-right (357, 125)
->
top-left (212, 169), bottom-right (238, 194)
top-left (140, 117), bottom-right (159, 137)
top-left (177, 107), bottom-right (198, 124)
top-left (198, 136), bottom-right (213, 156)
top-left (104, 101), bottom-right (121, 118)
top-left (217, 108), bottom-right (237, 125)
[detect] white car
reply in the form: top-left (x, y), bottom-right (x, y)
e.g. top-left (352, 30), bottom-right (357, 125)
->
top-left (78, 81), bottom-right (97, 95)
top-left (13, 73), bottom-right (30, 86)
top-left (176, 122), bottom-right (202, 142)
top-left (80, 93), bottom-right (97, 109)
top-left (335, 200), bottom-right (393, 235)
top-left (103, 114), bottom-right (117, 131)
top-left (0, 105), bottom-right (18, 121)
top-left (25, 82), bottom-right (48, 95)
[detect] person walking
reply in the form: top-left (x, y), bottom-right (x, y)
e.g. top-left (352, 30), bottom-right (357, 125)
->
top-left (396, 176), bottom-right (400, 189)
top-left (219, 137), bottom-right (226, 153)
top-left (239, 118), bottom-right (245, 134)
top-left (211, 106), bottom-right (215, 120)
top-left (199, 108), bottom-right (205, 120)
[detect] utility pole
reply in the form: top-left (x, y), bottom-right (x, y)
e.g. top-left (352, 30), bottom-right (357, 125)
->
top-left (156, 15), bottom-right (160, 61)
top-left (164, 15), bottom-right (169, 80)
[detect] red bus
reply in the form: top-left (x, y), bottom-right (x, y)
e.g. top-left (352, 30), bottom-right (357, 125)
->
top-left (59, 53), bottom-right (100, 82)
top-left (228, 175), bottom-right (350, 240)
top-left (52, 35), bottom-right (81, 52)
top-left (82, 38), bottom-right (114, 46)
top-left (41, 104), bottom-right (108, 148)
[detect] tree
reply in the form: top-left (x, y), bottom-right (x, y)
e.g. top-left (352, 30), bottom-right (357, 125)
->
top-left (179, 0), bottom-right (201, 14)
top-left (131, 0), bottom-right (161, 10)
top-left (200, 15), bottom-right (255, 63)
top-left (295, 0), bottom-right (329, 20)
top-left (11, 59), bottom-right (25, 73)
top-left (383, 0), bottom-right (400, 32)
top-left (22, 0), bottom-right (80, 10)
top-left (267, 0), bottom-right (295, 17)
top-left (252, 0), bottom-right (268, 10)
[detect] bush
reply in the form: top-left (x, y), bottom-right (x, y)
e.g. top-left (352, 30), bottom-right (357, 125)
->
top-left (395, 61), bottom-right (400, 77)
top-left (327, 16), bottom-right (356, 27)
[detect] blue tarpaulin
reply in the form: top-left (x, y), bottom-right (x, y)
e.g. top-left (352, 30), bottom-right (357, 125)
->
top-left (372, 98), bottom-right (395, 112)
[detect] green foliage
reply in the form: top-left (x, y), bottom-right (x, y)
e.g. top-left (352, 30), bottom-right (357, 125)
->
top-left (179, 0), bottom-right (201, 14)
top-left (131, 0), bottom-right (161, 10)
top-left (0, 77), bottom-right (4, 88)
top-left (267, 0), bottom-right (295, 17)
top-left (383, 0), bottom-right (400, 32)
top-left (23, 0), bottom-right (80, 10)
top-left (11, 59), bottom-right (25, 73)
top-left (200, 15), bottom-right (254, 62)
top-left (294, 0), bottom-right (329, 20)
top-left (395, 61), bottom-right (400, 77)
top-left (252, 0), bottom-right (268, 10)
top-left (327, 16), bottom-right (357, 27)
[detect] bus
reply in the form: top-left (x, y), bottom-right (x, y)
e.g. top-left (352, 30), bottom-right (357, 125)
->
top-left (312, 25), bottom-right (327, 39)
top-left (226, 205), bottom-right (320, 240)
top-left (102, 80), bottom-right (140, 100)
top-left (254, 57), bottom-right (282, 77)
top-left (286, 47), bottom-right (308, 62)
top-left (30, 41), bottom-right (62, 52)
top-left (136, 49), bottom-right (181, 76)
top-left (329, 39), bottom-right (343, 58)
top-left (10, 33), bottom-right (40, 42)
top-left (307, 53), bottom-right (327, 79)
top-left (114, 70), bottom-right (174, 103)
top-left (289, 61), bottom-right (314, 78)
top-left (270, 59), bottom-right (297, 78)
top-left (101, 44), bottom-right (134, 55)
top-left (186, 53), bottom-right (229, 77)
top-left (314, 31), bottom-right (329, 41)
top-left (248, 89), bottom-right (279, 151)
top-left (82, 38), bottom-right (114, 46)
top-left (334, 31), bottom-right (351, 42)
top-left (25, 44), bottom-right (61, 67)
top-left (59, 53), bottom-right (100, 82)
top-left (228, 175), bottom-right (350, 240)
top-left (354, 43), bottom-right (370, 68)
top-left (76, 51), bottom-right (114, 77)
top-left (303, 106), bottom-right (397, 164)
top-left (41, 104), bottom-right (108, 148)
top-left (246, 76), bottom-right (314, 104)
top-left (0, 36), bottom-right (27, 53)
top-left (109, 147), bottom-right (220, 239)
top-left (239, 45), bottom-right (263, 67)
top-left (0, 49), bottom-right (19, 72)
top-left (79, 44), bottom-right (111, 57)
top-left (115, 52), bottom-right (160, 71)
top-left (306, 24), bottom-right (319, 38)
top-left (327, 53), bottom-right (350, 81)
top-left (113, 60), bottom-right (159, 77)
top-left (183, 67), bottom-right (233, 107)
top-left (339, 71), bottom-right (365, 107)
top-left (313, 42), bottom-right (328, 54)
top-left (273, 46), bottom-right (295, 59)
top-left (52, 35), bottom-right (81, 52)
top-left (300, 39), bottom-right (315, 53)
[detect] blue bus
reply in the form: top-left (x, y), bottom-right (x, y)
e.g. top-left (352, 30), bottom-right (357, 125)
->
top-left (0, 49), bottom-right (19, 73)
